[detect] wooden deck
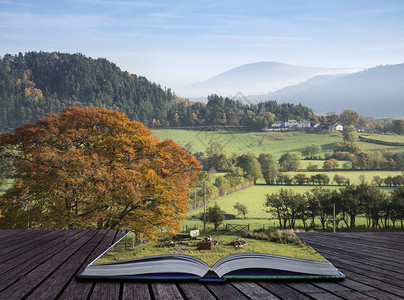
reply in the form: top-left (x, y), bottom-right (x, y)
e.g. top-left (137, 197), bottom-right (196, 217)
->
top-left (0, 230), bottom-right (403, 299)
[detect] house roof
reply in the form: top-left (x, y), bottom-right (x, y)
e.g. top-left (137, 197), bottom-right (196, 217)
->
top-left (0, 230), bottom-right (403, 299)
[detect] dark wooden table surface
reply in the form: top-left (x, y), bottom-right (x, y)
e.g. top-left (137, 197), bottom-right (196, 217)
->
top-left (0, 230), bottom-right (403, 299)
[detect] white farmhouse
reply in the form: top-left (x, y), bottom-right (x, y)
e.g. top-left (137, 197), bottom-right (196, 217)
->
top-left (271, 121), bottom-right (284, 128)
top-left (285, 119), bottom-right (298, 128)
top-left (298, 120), bottom-right (311, 128)
top-left (271, 119), bottom-right (312, 130)
top-left (331, 123), bottom-right (344, 131)
top-left (315, 123), bottom-right (344, 131)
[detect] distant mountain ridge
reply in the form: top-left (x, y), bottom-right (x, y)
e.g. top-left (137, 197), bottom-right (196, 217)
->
top-left (181, 62), bottom-right (359, 97)
top-left (261, 64), bottom-right (404, 118)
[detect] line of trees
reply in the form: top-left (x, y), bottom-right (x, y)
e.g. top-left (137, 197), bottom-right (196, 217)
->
top-left (329, 127), bottom-right (404, 171)
top-left (188, 168), bottom-right (254, 210)
top-left (265, 185), bottom-right (404, 230)
top-left (373, 175), bottom-right (404, 187)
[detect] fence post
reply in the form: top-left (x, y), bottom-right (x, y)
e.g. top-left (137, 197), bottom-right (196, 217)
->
top-left (333, 203), bottom-right (336, 233)
top-left (203, 181), bottom-right (206, 232)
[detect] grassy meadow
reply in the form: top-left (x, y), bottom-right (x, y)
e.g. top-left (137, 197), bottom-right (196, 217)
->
top-left (153, 128), bottom-right (404, 157)
top-left (186, 171), bottom-right (399, 219)
top-left (182, 183), bottom-right (398, 232)
top-left (151, 129), bottom-right (404, 231)
top-left (183, 169), bottom-right (401, 231)
top-left (152, 129), bottom-right (344, 157)
top-left (359, 133), bottom-right (404, 143)
top-left (96, 232), bottom-right (326, 267)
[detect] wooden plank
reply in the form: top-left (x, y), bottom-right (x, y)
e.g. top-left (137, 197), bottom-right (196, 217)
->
top-left (337, 278), bottom-right (377, 292)
top-left (122, 282), bottom-right (151, 300)
top-left (205, 282), bottom-right (248, 300)
top-left (306, 293), bottom-right (342, 300)
top-left (25, 230), bottom-right (108, 300)
top-left (323, 249), bottom-right (404, 280)
top-left (299, 233), bottom-right (404, 262)
top-left (0, 229), bottom-right (42, 246)
top-left (298, 234), bottom-right (404, 272)
top-left (286, 282), bottom-right (345, 300)
top-left (0, 230), bottom-right (73, 275)
top-left (332, 233), bottom-right (404, 250)
top-left (151, 283), bottom-right (184, 300)
top-left (311, 281), bottom-right (353, 292)
top-left (0, 230), bottom-right (59, 256)
top-left (301, 235), bottom-right (404, 293)
top-left (0, 229), bottom-right (65, 265)
top-left (307, 233), bottom-right (404, 260)
top-left (363, 290), bottom-right (404, 300)
top-left (89, 281), bottom-right (120, 300)
top-left (177, 282), bottom-right (216, 300)
top-left (231, 281), bottom-right (280, 299)
top-left (334, 290), bottom-right (379, 300)
top-left (299, 233), bottom-right (404, 259)
top-left (59, 230), bottom-right (121, 300)
top-left (0, 230), bottom-right (85, 292)
top-left (257, 281), bottom-right (315, 300)
top-left (0, 230), bottom-right (97, 299)
top-left (0, 229), bottom-right (20, 238)
top-left (303, 241), bottom-right (404, 274)
top-left (336, 268), bottom-right (404, 298)
top-left (312, 252), bottom-right (404, 286)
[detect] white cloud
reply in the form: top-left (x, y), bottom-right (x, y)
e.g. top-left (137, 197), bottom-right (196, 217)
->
top-left (0, 12), bottom-right (115, 30)
top-left (201, 34), bottom-right (305, 43)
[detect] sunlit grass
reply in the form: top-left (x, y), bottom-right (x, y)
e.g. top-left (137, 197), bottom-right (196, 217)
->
top-left (95, 232), bottom-right (326, 267)
top-left (152, 129), bottom-right (344, 157)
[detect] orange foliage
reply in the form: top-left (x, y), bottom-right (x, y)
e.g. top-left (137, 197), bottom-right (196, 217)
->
top-left (0, 107), bottom-right (200, 237)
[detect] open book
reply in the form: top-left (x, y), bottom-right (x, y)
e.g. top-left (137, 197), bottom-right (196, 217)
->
top-left (79, 231), bottom-right (345, 281)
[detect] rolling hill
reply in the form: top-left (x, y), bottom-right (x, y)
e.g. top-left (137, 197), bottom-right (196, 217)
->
top-left (263, 64), bottom-right (404, 117)
top-left (181, 62), bottom-right (357, 98)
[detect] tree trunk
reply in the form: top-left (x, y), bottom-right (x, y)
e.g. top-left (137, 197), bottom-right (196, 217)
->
top-left (350, 215), bottom-right (356, 228)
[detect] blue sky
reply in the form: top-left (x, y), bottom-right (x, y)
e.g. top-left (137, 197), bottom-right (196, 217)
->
top-left (1, 0), bottom-right (404, 90)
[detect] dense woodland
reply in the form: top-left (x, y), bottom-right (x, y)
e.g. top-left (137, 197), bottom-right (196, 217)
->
top-left (0, 52), bottom-right (175, 131)
top-left (0, 52), bottom-right (315, 131)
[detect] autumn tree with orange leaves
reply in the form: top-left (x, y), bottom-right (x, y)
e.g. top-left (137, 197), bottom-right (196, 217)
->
top-left (0, 107), bottom-right (200, 238)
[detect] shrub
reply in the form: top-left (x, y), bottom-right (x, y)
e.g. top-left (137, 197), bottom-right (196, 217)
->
top-left (307, 162), bottom-right (318, 171)
top-left (242, 228), bottom-right (304, 246)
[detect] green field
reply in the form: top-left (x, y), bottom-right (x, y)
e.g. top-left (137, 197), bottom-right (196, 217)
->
top-left (154, 128), bottom-right (404, 231)
top-left (152, 129), bottom-right (404, 156)
top-left (360, 133), bottom-right (404, 143)
top-left (358, 133), bottom-right (404, 152)
top-left (152, 129), bottom-right (343, 157)
top-left (187, 184), bottom-right (340, 220)
top-left (183, 168), bottom-right (401, 231)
